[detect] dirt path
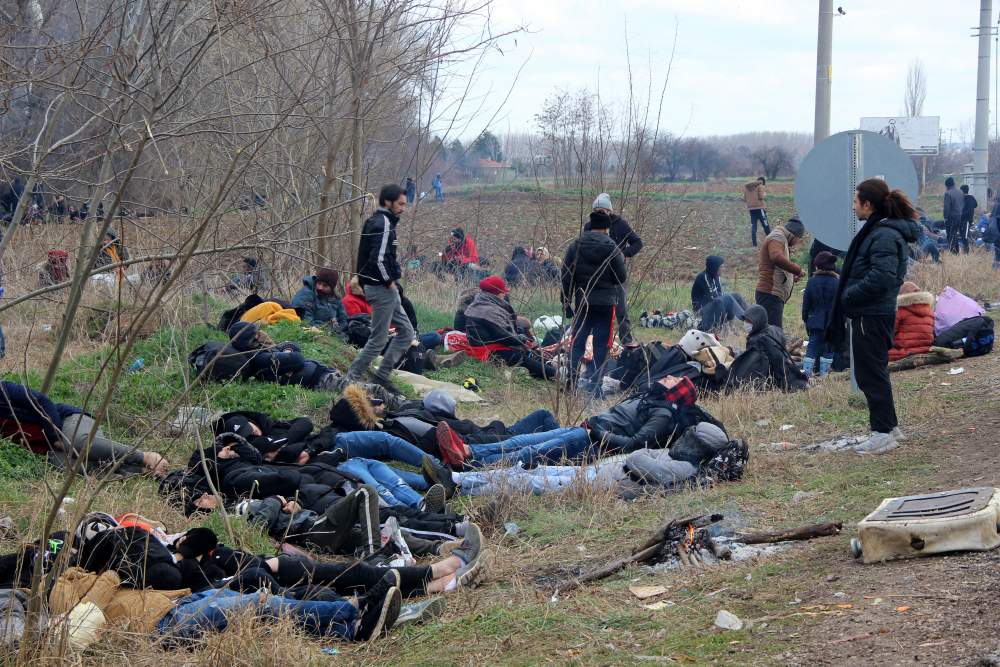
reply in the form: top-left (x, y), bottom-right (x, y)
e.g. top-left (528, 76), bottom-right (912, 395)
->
top-left (778, 354), bottom-right (1000, 666)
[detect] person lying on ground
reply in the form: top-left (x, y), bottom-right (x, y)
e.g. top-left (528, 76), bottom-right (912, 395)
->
top-left (691, 255), bottom-right (749, 332)
top-left (465, 277), bottom-right (555, 380)
top-left (444, 423), bottom-right (747, 499)
top-left (291, 267), bottom-right (348, 330)
top-left (226, 257), bottom-right (270, 293)
top-left (217, 322), bottom-right (401, 407)
top-left (394, 281), bottom-right (464, 370)
top-left (182, 434), bottom-right (472, 551)
top-left (888, 281), bottom-right (935, 362)
top-left (49, 560), bottom-right (400, 644)
top-left (0, 381), bottom-right (168, 478)
top-left (330, 386), bottom-right (560, 457)
top-left (422, 376), bottom-right (723, 482)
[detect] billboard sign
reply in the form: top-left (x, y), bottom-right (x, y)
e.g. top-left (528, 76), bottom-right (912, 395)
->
top-left (859, 116), bottom-right (939, 155)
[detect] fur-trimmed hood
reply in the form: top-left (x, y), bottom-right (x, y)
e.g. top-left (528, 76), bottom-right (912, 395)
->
top-left (896, 291), bottom-right (934, 308)
top-left (813, 269), bottom-right (839, 278)
top-left (328, 384), bottom-right (382, 431)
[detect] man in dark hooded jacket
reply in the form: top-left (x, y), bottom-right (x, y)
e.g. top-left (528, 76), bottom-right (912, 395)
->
top-left (589, 193), bottom-right (643, 343)
top-left (292, 267), bottom-right (347, 329)
top-left (562, 210), bottom-right (627, 391)
top-left (725, 305), bottom-right (808, 392)
top-left (691, 255), bottom-right (749, 331)
top-left (503, 247), bottom-right (533, 287)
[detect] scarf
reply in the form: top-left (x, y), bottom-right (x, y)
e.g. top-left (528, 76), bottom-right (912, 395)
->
top-left (464, 291), bottom-right (516, 334)
top-left (823, 213), bottom-right (883, 352)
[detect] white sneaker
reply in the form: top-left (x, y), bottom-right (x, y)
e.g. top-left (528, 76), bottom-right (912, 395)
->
top-left (891, 426), bottom-right (906, 441)
top-left (853, 432), bottom-right (899, 455)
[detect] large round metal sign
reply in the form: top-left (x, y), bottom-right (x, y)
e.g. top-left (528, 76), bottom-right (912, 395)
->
top-left (794, 130), bottom-right (919, 252)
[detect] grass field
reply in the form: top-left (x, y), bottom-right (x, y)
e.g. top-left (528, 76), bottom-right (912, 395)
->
top-left (0, 181), bottom-right (998, 666)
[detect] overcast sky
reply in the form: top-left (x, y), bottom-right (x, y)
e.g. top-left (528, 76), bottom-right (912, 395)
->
top-left (466, 0), bottom-right (994, 141)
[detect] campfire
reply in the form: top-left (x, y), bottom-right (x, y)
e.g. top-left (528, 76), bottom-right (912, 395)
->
top-left (653, 514), bottom-right (731, 568)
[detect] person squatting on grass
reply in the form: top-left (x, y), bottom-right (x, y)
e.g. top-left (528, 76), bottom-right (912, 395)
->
top-left (0, 381), bottom-right (168, 478)
top-left (691, 255), bottom-right (749, 332)
top-left (825, 177), bottom-right (920, 454)
top-left (347, 184), bottom-right (414, 397)
top-left (562, 209), bottom-right (627, 392)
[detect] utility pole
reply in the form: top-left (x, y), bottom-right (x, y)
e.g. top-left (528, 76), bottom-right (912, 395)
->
top-left (972, 0), bottom-right (994, 205)
top-left (814, 0), bottom-right (833, 145)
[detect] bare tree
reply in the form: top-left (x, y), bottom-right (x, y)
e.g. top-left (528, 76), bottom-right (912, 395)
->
top-left (904, 58), bottom-right (928, 118)
top-left (752, 145), bottom-right (795, 180)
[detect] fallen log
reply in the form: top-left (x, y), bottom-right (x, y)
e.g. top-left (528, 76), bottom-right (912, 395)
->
top-left (887, 346), bottom-right (962, 372)
top-left (741, 521), bottom-right (843, 545)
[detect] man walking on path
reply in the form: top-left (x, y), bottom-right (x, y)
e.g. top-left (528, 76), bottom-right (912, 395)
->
top-left (588, 193), bottom-right (643, 344)
top-left (432, 173), bottom-right (444, 202)
top-left (754, 215), bottom-right (806, 330)
top-left (942, 177), bottom-right (964, 254)
top-left (347, 184), bottom-right (415, 396)
top-left (744, 177), bottom-right (770, 247)
top-left (824, 178), bottom-right (919, 454)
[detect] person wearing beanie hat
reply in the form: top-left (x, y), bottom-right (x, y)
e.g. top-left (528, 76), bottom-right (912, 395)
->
top-left (754, 214), bottom-right (806, 329)
top-left (292, 267), bottom-right (348, 330)
top-left (174, 527), bottom-right (218, 562)
top-left (439, 227), bottom-right (479, 278)
top-left (432, 172), bottom-right (445, 202)
top-left (588, 193), bottom-right (643, 343)
top-left (478, 276), bottom-right (509, 295)
top-left (801, 251), bottom-right (839, 375)
top-left (691, 255), bottom-right (750, 332)
top-left (562, 209), bottom-right (628, 392)
top-left (744, 176), bottom-right (770, 247)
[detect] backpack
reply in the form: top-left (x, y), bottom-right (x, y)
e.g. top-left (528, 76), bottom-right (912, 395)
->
top-left (932, 315), bottom-right (994, 357)
top-left (188, 341), bottom-right (252, 381)
top-left (344, 314), bottom-right (372, 347)
top-left (699, 438), bottom-right (750, 484)
top-left (399, 343), bottom-right (427, 375)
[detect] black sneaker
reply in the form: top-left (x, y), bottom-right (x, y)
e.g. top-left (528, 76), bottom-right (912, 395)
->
top-left (371, 375), bottom-right (404, 396)
top-left (422, 455), bottom-right (457, 498)
top-left (356, 569), bottom-right (401, 615)
top-left (355, 586), bottom-right (401, 642)
top-left (422, 484), bottom-right (446, 514)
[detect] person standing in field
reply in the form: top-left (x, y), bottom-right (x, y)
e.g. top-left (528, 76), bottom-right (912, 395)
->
top-left (960, 184), bottom-right (977, 254)
top-left (347, 184), bottom-right (414, 397)
top-left (942, 177), bottom-right (963, 254)
top-left (432, 173), bottom-right (444, 203)
top-left (744, 176), bottom-right (770, 247)
top-left (588, 193), bottom-right (643, 344)
top-left (825, 178), bottom-right (919, 454)
top-left (754, 215), bottom-right (806, 330)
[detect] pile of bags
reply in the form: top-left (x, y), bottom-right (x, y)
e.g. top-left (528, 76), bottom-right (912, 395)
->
top-left (637, 309), bottom-right (699, 331)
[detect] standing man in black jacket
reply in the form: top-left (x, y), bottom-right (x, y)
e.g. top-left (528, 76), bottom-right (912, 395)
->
top-left (563, 210), bottom-right (628, 392)
top-left (589, 193), bottom-right (642, 343)
top-left (960, 184), bottom-right (977, 253)
top-left (347, 184), bottom-right (414, 396)
top-left (942, 177), bottom-right (964, 254)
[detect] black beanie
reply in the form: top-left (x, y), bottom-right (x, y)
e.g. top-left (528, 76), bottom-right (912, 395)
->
top-left (176, 527), bottom-right (218, 561)
top-left (589, 210), bottom-right (612, 230)
top-left (329, 398), bottom-right (368, 432)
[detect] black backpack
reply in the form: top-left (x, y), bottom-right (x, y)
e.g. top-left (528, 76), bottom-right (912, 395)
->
top-left (700, 438), bottom-right (750, 484)
top-left (399, 343), bottom-right (427, 375)
top-left (344, 314), bottom-right (372, 347)
top-left (933, 315), bottom-right (994, 357)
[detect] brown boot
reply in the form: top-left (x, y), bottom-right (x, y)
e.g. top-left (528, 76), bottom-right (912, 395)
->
top-left (433, 350), bottom-right (466, 369)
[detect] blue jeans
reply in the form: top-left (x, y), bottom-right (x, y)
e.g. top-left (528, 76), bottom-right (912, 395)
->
top-left (697, 293), bottom-right (748, 332)
top-left (335, 431), bottom-right (437, 468)
top-left (459, 464), bottom-right (600, 496)
top-left (468, 427), bottom-right (594, 468)
top-left (434, 187), bottom-right (444, 202)
top-left (419, 332), bottom-right (442, 349)
top-left (919, 240), bottom-right (941, 262)
top-left (157, 589), bottom-right (357, 643)
top-left (340, 458), bottom-right (424, 509)
top-left (805, 329), bottom-right (827, 372)
top-left (505, 409), bottom-right (560, 436)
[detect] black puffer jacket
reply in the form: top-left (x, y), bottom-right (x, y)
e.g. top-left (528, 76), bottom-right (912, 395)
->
top-left (585, 392), bottom-right (678, 454)
top-left (561, 231), bottom-right (627, 308)
top-left (585, 214), bottom-right (644, 258)
top-left (840, 214), bottom-right (920, 318)
top-left (503, 247), bottom-right (534, 287)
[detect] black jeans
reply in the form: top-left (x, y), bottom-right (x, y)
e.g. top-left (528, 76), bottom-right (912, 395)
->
top-left (946, 216), bottom-right (962, 254)
top-left (570, 303), bottom-right (615, 386)
top-left (754, 291), bottom-right (785, 330)
top-left (274, 556), bottom-right (433, 597)
top-left (851, 314), bottom-right (898, 433)
top-left (750, 209), bottom-right (770, 246)
top-left (489, 348), bottom-right (554, 380)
